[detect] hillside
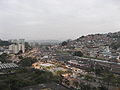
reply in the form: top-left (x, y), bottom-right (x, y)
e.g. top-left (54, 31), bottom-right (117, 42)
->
top-left (73, 31), bottom-right (120, 50)
top-left (60, 31), bottom-right (120, 61)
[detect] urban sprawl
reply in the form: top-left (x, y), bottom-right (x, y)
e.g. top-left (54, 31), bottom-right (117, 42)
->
top-left (1, 32), bottom-right (120, 90)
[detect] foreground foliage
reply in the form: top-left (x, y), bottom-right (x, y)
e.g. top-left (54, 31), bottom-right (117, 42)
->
top-left (0, 68), bottom-right (59, 90)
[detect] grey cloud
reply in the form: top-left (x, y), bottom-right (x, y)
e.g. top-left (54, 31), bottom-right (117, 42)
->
top-left (0, 0), bottom-right (120, 40)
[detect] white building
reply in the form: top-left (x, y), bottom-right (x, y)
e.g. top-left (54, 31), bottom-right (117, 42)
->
top-left (9, 39), bottom-right (25, 54)
top-left (9, 44), bottom-right (25, 54)
top-left (18, 44), bottom-right (25, 53)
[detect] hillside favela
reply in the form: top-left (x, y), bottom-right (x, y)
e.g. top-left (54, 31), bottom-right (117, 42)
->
top-left (1, 0), bottom-right (120, 90)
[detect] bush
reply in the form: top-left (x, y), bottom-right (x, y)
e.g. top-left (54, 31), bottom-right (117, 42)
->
top-left (73, 51), bottom-right (83, 57)
top-left (19, 57), bottom-right (37, 67)
top-left (61, 41), bottom-right (68, 46)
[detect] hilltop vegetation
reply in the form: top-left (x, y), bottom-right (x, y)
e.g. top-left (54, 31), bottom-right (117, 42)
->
top-left (0, 40), bottom-right (12, 46)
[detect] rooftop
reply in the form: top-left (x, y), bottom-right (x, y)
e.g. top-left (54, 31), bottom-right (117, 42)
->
top-left (40, 63), bottom-right (54, 67)
top-left (0, 63), bottom-right (19, 70)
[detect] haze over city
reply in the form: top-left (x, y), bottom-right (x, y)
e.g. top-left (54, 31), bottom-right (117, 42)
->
top-left (0, 0), bottom-right (120, 40)
top-left (1, 0), bottom-right (120, 90)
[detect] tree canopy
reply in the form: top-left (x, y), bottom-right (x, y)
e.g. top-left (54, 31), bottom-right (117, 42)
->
top-left (0, 53), bottom-right (11, 63)
top-left (19, 57), bottom-right (37, 67)
top-left (73, 51), bottom-right (83, 57)
top-left (0, 41), bottom-right (12, 46)
top-left (61, 41), bottom-right (68, 46)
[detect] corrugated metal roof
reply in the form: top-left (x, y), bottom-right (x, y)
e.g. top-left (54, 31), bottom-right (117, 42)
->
top-left (0, 63), bottom-right (19, 70)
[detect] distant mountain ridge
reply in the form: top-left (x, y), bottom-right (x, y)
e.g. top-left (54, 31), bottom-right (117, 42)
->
top-left (28, 40), bottom-right (62, 45)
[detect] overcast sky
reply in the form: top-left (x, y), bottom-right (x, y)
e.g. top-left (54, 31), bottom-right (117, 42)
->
top-left (0, 0), bottom-right (120, 40)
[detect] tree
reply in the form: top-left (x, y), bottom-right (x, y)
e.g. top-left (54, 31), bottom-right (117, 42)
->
top-left (98, 85), bottom-right (108, 90)
top-left (72, 80), bottom-right (79, 88)
top-left (0, 81), bottom-right (10, 90)
top-left (102, 72), bottom-right (114, 90)
top-left (73, 51), bottom-right (83, 57)
top-left (19, 57), bottom-right (37, 67)
top-left (61, 41), bottom-right (68, 46)
top-left (110, 41), bottom-right (120, 50)
top-left (0, 68), bottom-right (57, 90)
top-left (25, 42), bottom-right (32, 51)
top-left (64, 79), bottom-right (70, 86)
top-left (0, 53), bottom-right (11, 63)
top-left (79, 82), bottom-right (91, 90)
top-left (0, 40), bottom-right (12, 46)
top-left (115, 76), bottom-right (120, 86)
top-left (94, 64), bottom-right (104, 76)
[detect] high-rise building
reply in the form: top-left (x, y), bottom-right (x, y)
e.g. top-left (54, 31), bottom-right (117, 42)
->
top-left (18, 44), bottom-right (25, 53)
top-left (9, 44), bottom-right (25, 54)
top-left (9, 39), bottom-right (25, 54)
top-left (9, 44), bottom-right (19, 54)
top-left (19, 39), bottom-right (25, 44)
